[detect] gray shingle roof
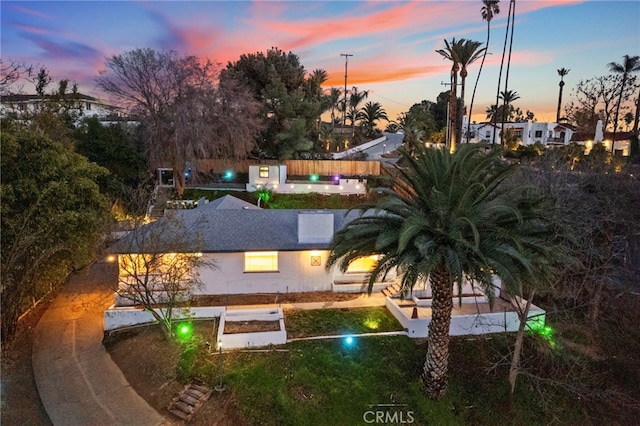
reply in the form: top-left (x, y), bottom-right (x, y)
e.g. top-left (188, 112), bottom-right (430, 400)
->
top-left (110, 208), bottom-right (365, 254)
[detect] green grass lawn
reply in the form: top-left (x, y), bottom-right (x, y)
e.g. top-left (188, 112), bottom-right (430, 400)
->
top-left (173, 308), bottom-right (620, 425)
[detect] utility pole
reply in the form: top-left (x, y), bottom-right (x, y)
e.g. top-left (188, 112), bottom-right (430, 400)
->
top-left (340, 53), bottom-right (353, 127)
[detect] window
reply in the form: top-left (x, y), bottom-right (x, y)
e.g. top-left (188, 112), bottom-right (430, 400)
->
top-left (259, 166), bottom-right (269, 178)
top-left (535, 130), bottom-right (542, 138)
top-left (245, 251), bottom-right (278, 272)
top-left (512, 129), bottom-right (523, 139)
top-left (485, 130), bottom-right (491, 138)
top-left (85, 102), bottom-right (92, 111)
top-left (347, 255), bottom-right (379, 273)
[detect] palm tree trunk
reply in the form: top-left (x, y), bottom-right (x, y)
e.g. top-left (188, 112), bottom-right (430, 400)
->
top-left (556, 81), bottom-right (565, 122)
top-left (421, 267), bottom-right (454, 398)
top-left (611, 75), bottom-right (628, 153)
top-left (449, 70), bottom-right (458, 152)
top-left (633, 89), bottom-right (640, 134)
top-left (467, 23), bottom-right (491, 144)
top-left (492, 0), bottom-right (513, 146)
top-left (500, 0), bottom-right (516, 144)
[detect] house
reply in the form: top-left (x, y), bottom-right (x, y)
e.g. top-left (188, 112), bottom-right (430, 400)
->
top-left (570, 120), bottom-right (633, 156)
top-left (109, 196), bottom-right (395, 303)
top-left (463, 118), bottom-right (575, 147)
top-left (246, 164), bottom-right (367, 195)
top-left (0, 93), bottom-right (124, 122)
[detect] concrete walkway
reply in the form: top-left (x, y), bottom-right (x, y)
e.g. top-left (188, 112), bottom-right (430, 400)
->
top-left (33, 260), bottom-right (166, 426)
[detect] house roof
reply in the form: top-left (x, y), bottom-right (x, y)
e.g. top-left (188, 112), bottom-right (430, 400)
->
top-left (110, 206), bottom-right (367, 254)
top-left (197, 194), bottom-right (260, 210)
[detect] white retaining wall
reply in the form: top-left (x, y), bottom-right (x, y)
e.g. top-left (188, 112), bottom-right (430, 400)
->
top-left (384, 297), bottom-right (546, 338)
top-left (217, 307), bottom-right (287, 349)
top-left (103, 305), bottom-right (225, 331)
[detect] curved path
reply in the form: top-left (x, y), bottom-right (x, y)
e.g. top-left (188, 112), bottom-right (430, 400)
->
top-left (32, 260), bottom-right (166, 425)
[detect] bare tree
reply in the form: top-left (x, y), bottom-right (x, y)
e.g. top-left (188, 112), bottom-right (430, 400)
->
top-left (565, 75), bottom-right (638, 132)
top-left (113, 211), bottom-right (214, 338)
top-left (96, 48), bottom-right (262, 195)
top-left (0, 59), bottom-right (34, 95)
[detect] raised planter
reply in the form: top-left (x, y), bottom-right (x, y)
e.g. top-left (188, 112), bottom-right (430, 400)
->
top-left (217, 307), bottom-right (287, 349)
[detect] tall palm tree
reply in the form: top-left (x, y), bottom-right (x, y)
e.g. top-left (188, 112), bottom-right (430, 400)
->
top-left (556, 68), bottom-right (570, 122)
top-left (467, 0), bottom-right (500, 143)
top-left (492, 0), bottom-right (515, 146)
top-left (360, 101), bottom-right (389, 136)
top-left (608, 55), bottom-right (640, 152)
top-left (436, 38), bottom-right (464, 152)
top-left (327, 141), bottom-right (555, 399)
top-left (456, 39), bottom-right (486, 145)
top-left (500, 0), bottom-right (517, 145)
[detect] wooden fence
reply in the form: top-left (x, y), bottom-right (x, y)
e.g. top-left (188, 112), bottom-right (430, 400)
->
top-left (195, 159), bottom-right (381, 176)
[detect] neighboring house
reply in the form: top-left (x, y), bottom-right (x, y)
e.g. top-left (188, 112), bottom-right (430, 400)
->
top-left (110, 195), bottom-right (395, 303)
top-left (570, 120), bottom-right (632, 156)
top-left (246, 164), bottom-right (367, 195)
top-left (0, 93), bottom-right (124, 121)
top-left (463, 118), bottom-right (575, 147)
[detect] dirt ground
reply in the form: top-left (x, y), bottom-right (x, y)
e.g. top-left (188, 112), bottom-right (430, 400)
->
top-left (1, 291), bottom-right (360, 426)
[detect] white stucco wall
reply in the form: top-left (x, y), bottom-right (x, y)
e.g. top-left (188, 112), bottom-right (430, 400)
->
top-left (195, 250), bottom-right (336, 294)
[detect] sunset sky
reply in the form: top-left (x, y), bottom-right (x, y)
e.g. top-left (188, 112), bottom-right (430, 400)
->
top-left (2, 1), bottom-right (639, 124)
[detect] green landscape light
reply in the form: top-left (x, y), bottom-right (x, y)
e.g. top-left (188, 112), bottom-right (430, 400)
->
top-left (344, 336), bottom-right (354, 346)
top-left (310, 174), bottom-right (319, 182)
top-left (223, 170), bottom-right (234, 180)
top-left (177, 323), bottom-right (192, 338)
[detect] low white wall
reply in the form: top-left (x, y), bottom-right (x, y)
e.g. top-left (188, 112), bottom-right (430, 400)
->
top-left (413, 295), bottom-right (489, 307)
top-left (217, 307), bottom-right (287, 349)
top-left (332, 281), bottom-right (388, 293)
top-left (104, 305), bottom-right (225, 331)
top-left (384, 297), bottom-right (546, 338)
top-left (246, 178), bottom-right (366, 195)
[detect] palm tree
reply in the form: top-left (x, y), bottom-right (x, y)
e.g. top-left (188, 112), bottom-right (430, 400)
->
top-left (492, 0), bottom-right (515, 146)
top-left (346, 86), bottom-right (369, 137)
top-left (608, 55), bottom-right (640, 152)
top-left (556, 68), bottom-right (570, 122)
top-left (456, 39), bottom-right (485, 145)
top-left (436, 38), bottom-right (464, 152)
top-left (499, 89), bottom-right (520, 139)
top-left (467, 0), bottom-right (500, 143)
top-left (327, 141), bottom-right (555, 399)
top-left (328, 87), bottom-right (342, 128)
top-left (360, 101), bottom-right (389, 136)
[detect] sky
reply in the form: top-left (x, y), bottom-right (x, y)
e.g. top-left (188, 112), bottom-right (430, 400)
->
top-left (1, 1), bottom-right (639, 124)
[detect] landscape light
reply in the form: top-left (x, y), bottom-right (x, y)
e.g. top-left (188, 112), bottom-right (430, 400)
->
top-left (223, 170), bottom-right (234, 180)
top-left (310, 174), bottom-right (319, 182)
top-left (344, 336), bottom-right (354, 346)
top-left (177, 323), bottom-right (192, 338)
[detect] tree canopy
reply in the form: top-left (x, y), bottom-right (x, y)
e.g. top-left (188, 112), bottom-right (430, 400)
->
top-left (220, 47), bottom-right (326, 159)
top-left (1, 119), bottom-right (109, 343)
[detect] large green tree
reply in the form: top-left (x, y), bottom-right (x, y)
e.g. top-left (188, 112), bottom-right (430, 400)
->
top-left (1, 120), bottom-right (109, 343)
top-left (327, 141), bottom-right (555, 398)
top-left (221, 47), bottom-right (325, 159)
top-left (75, 117), bottom-right (148, 211)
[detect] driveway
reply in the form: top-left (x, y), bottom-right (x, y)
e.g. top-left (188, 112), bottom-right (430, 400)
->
top-left (32, 260), bottom-right (166, 425)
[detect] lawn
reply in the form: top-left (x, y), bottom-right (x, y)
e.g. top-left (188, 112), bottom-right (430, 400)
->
top-left (107, 307), bottom-right (640, 425)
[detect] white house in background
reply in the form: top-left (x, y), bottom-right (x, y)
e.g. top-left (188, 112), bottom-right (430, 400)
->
top-left (0, 93), bottom-right (124, 121)
top-left (570, 120), bottom-right (632, 156)
top-left (109, 195), bottom-right (395, 304)
top-left (246, 164), bottom-right (366, 195)
top-left (463, 118), bottom-right (575, 147)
